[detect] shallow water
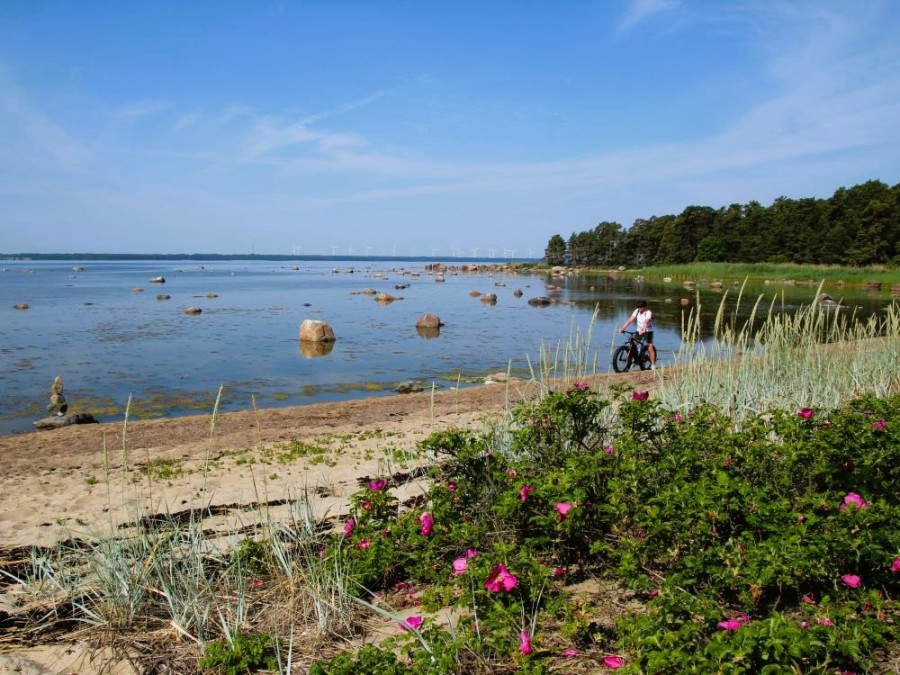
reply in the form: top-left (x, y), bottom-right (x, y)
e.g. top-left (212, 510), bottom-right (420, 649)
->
top-left (0, 260), bottom-right (893, 434)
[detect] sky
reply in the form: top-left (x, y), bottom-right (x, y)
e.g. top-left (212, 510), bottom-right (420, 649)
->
top-left (1, 1), bottom-right (899, 257)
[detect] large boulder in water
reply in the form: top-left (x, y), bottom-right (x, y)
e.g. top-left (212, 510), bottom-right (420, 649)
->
top-left (416, 314), bottom-right (443, 329)
top-left (300, 319), bottom-right (336, 342)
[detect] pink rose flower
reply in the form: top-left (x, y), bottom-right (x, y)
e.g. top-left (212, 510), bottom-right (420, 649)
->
top-left (872, 418), bottom-right (887, 430)
top-left (604, 655), bottom-right (625, 669)
top-left (632, 391), bottom-right (649, 401)
top-left (552, 566), bottom-right (566, 577)
top-left (840, 492), bottom-right (869, 511)
top-left (561, 648), bottom-right (579, 657)
top-left (520, 485), bottom-right (535, 501)
top-left (574, 381), bottom-right (590, 390)
top-left (648, 589), bottom-right (660, 599)
top-left (797, 408), bottom-right (814, 419)
top-left (420, 512), bottom-right (434, 536)
top-left (892, 557), bottom-right (900, 573)
top-left (343, 517), bottom-right (355, 538)
top-left (717, 619), bottom-right (743, 630)
top-left (841, 574), bottom-right (861, 588)
top-left (466, 548), bottom-right (480, 558)
top-left (399, 615), bottom-right (423, 631)
top-left (484, 563), bottom-right (517, 592)
top-left (604, 445), bottom-right (615, 456)
top-left (519, 630), bottom-right (533, 655)
top-left (447, 482), bottom-right (458, 492)
top-left (673, 413), bottom-right (683, 421)
top-left (556, 502), bottom-right (574, 520)
top-left (368, 479), bottom-right (387, 491)
top-left (816, 616), bottom-right (834, 627)
top-left (357, 538), bottom-right (371, 550)
top-left (452, 557), bottom-right (469, 576)
top-left (361, 500), bottom-right (372, 510)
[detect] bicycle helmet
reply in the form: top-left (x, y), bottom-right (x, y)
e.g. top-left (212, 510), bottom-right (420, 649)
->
top-left (636, 300), bottom-right (647, 308)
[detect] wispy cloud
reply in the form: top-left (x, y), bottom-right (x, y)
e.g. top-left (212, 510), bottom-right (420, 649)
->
top-left (172, 112), bottom-right (202, 132)
top-left (0, 61), bottom-right (88, 169)
top-left (618, 0), bottom-right (682, 33)
top-left (110, 100), bottom-right (170, 119)
top-left (298, 89), bottom-right (391, 125)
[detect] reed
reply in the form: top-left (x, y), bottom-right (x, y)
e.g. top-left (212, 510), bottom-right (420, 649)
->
top-left (660, 286), bottom-right (900, 420)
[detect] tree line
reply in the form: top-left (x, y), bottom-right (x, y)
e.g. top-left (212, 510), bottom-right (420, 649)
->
top-left (543, 179), bottom-right (900, 268)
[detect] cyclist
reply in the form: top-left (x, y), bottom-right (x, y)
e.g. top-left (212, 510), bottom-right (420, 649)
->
top-left (619, 300), bottom-right (656, 369)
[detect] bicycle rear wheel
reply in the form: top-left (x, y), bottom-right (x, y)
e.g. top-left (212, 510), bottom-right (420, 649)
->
top-left (612, 345), bottom-right (632, 373)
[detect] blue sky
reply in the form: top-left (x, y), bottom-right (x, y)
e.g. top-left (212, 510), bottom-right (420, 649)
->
top-left (1, 1), bottom-right (899, 257)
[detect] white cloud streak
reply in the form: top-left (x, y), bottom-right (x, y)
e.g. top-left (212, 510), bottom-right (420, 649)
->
top-left (0, 62), bottom-right (88, 169)
top-left (618, 0), bottom-right (682, 33)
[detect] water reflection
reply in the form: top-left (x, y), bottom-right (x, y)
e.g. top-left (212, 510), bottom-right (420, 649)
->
top-left (416, 326), bottom-right (441, 340)
top-left (299, 340), bottom-right (336, 358)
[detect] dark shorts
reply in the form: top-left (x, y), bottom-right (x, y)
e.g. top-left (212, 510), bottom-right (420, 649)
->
top-left (642, 331), bottom-right (654, 345)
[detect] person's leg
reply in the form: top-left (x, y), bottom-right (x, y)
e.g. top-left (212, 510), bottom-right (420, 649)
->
top-left (646, 332), bottom-right (656, 366)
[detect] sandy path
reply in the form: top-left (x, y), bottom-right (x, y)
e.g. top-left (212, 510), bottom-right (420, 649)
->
top-left (0, 370), bottom-right (657, 549)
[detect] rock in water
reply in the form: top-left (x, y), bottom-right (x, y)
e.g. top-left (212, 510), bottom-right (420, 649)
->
top-left (395, 381), bottom-right (424, 394)
top-left (415, 314), bottom-right (443, 329)
top-left (300, 319), bottom-right (336, 342)
top-left (34, 413), bottom-right (98, 430)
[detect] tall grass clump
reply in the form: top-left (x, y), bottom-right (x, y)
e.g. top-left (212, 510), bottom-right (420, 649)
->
top-left (528, 307), bottom-right (602, 390)
top-left (660, 283), bottom-right (900, 421)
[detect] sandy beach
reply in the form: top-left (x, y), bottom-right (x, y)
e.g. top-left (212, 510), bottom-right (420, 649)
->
top-left (0, 369), bottom-right (657, 673)
top-left (0, 369), bottom-right (658, 550)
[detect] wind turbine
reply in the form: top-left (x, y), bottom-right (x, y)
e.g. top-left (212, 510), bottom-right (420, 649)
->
top-left (471, 247), bottom-right (479, 258)
top-left (431, 247), bottom-right (438, 257)
top-left (391, 245), bottom-right (398, 257)
top-left (330, 244), bottom-right (339, 256)
top-left (364, 245), bottom-right (373, 256)
top-left (347, 244), bottom-right (354, 256)
top-left (488, 248), bottom-right (496, 259)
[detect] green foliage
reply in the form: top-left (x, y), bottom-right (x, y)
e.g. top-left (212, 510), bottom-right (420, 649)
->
top-left (318, 386), bottom-right (900, 673)
top-left (545, 178), bottom-right (900, 268)
top-left (199, 631), bottom-right (279, 674)
top-left (232, 538), bottom-right (270, 575)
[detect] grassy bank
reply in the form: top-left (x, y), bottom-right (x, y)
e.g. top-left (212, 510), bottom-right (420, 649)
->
top-left (618, 262), bottom-right (900, 286)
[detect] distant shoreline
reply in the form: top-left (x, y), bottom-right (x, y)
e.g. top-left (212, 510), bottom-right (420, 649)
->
top-left (0, 253), bottom-right (540, 263)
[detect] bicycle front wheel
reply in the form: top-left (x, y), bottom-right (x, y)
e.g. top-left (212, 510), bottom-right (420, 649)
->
top-left (612, 345), bottom-right (632, 373)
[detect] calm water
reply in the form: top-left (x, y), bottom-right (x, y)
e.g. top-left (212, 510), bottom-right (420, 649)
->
top-left (1, 260), bottom-right (894, 434)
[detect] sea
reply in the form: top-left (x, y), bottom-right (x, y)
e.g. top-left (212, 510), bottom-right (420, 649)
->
top-left (0, 259), bottom-right (893, 435)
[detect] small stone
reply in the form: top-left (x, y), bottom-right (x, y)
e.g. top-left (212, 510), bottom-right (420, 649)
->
top-left (184, 306), bottom-right (202, 315)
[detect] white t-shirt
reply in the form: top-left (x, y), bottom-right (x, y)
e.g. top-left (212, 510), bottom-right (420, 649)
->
top-left (631, 308), bottom-right (653, 333)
